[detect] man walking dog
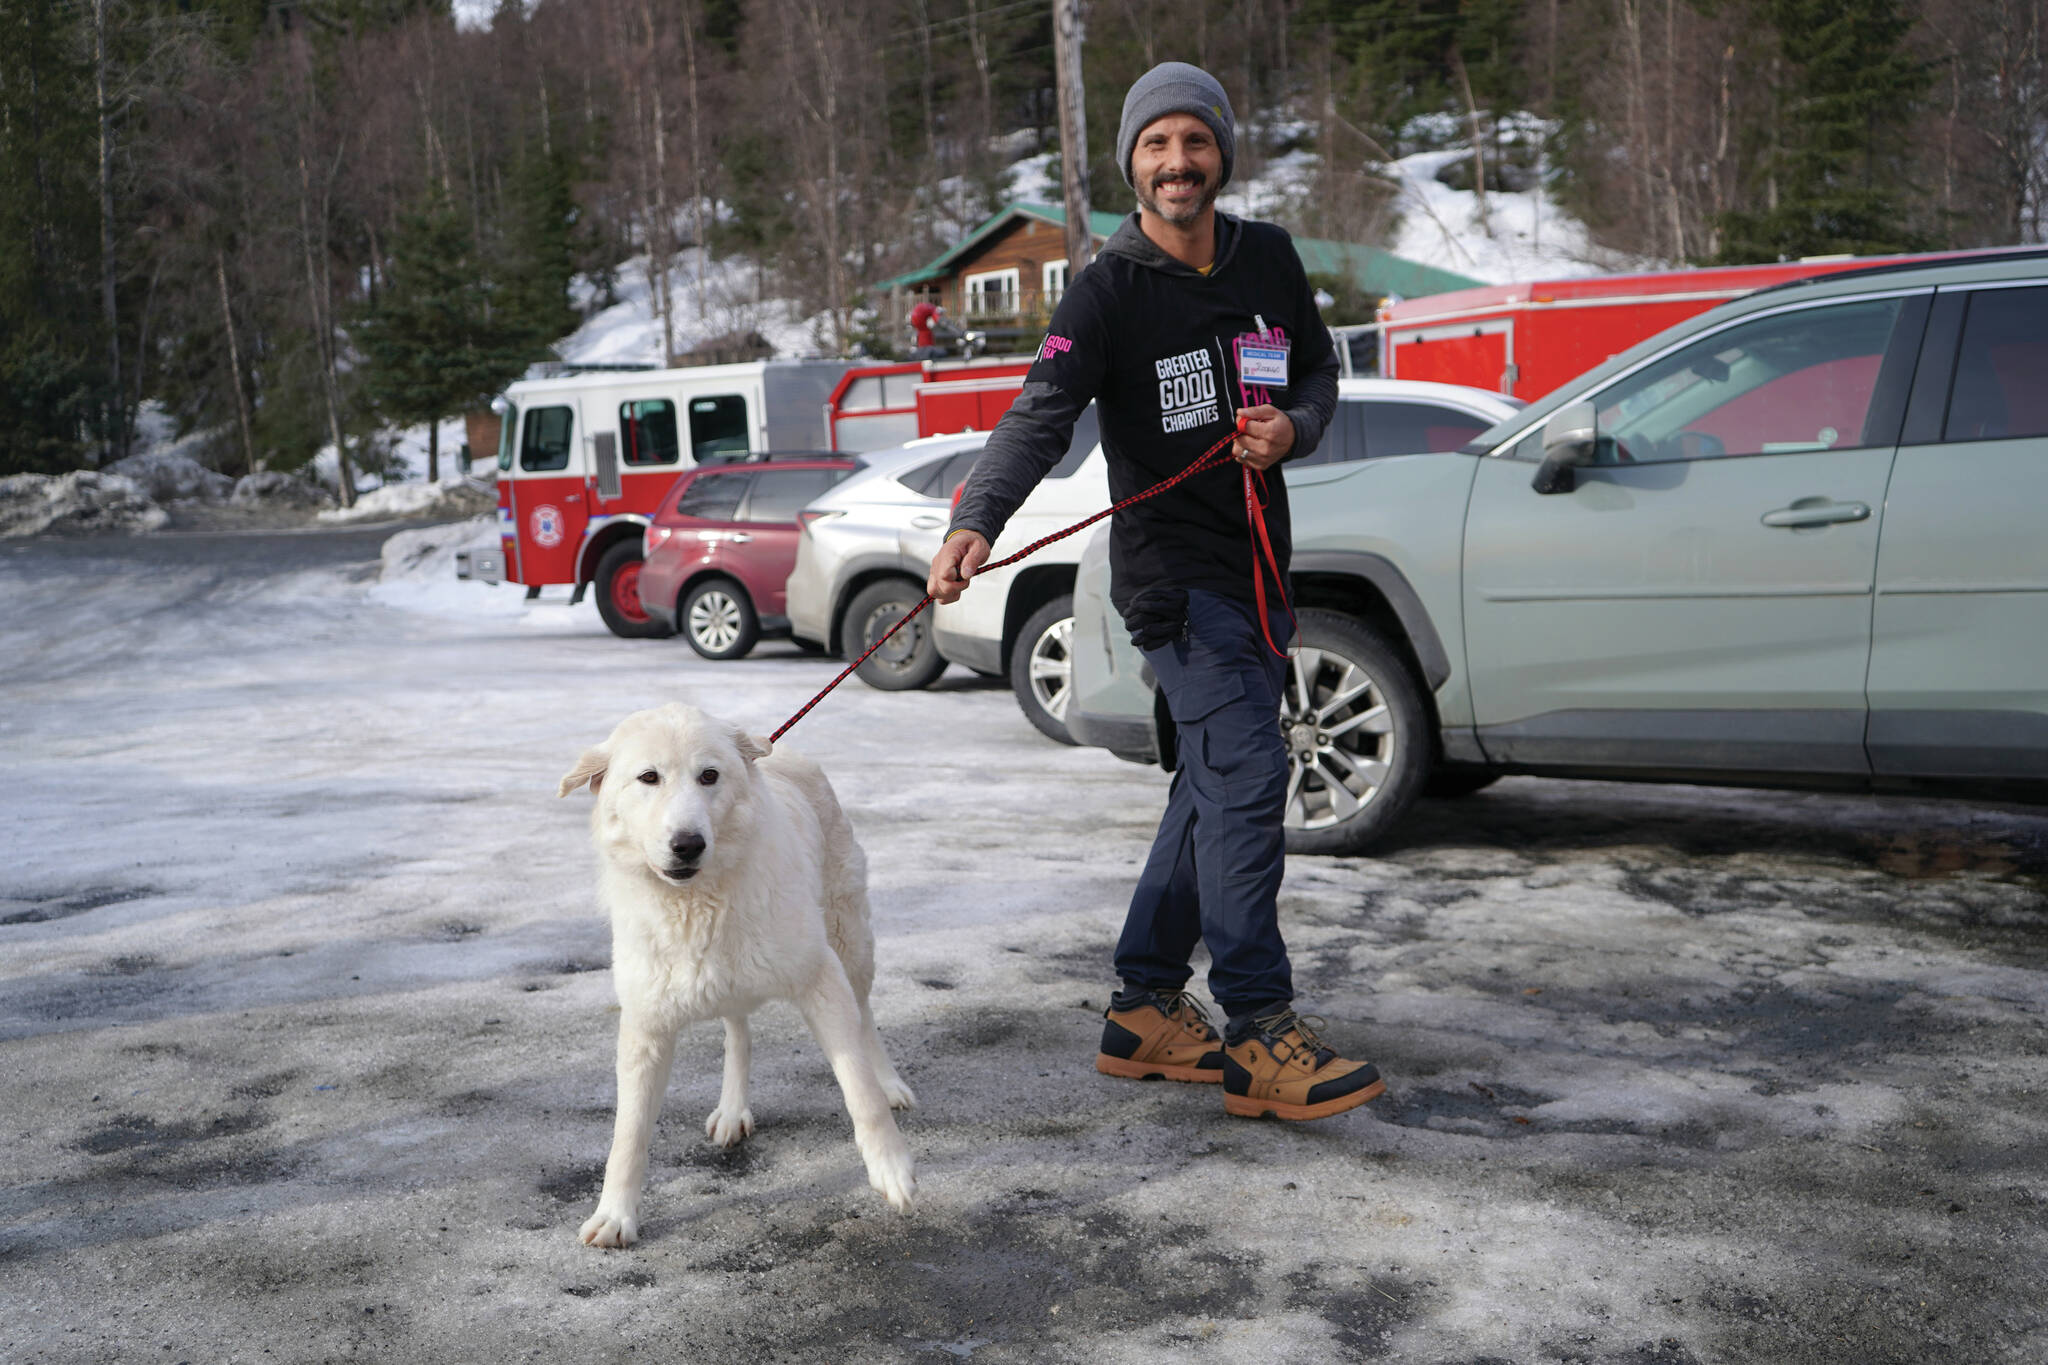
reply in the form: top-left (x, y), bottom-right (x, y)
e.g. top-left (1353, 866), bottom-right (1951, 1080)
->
top-left (928, 62), bottom-right (1384, 1121)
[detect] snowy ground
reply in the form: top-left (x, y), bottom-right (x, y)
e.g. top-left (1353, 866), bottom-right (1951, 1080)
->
top-left (2, 528), bottom-right (2044, 1363)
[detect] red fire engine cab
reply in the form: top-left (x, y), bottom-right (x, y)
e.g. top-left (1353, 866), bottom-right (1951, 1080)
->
top-left (1376, 251), bottom-right (1969, 402)
top-left (457, 356), bottom-right (1032, 637)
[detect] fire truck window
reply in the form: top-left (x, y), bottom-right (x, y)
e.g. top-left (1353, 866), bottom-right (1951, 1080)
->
top-left (689, 395), bottom-right (750, 461)
top-left (1363, 401), bottom-right (1494, 459)
top-left (495, 404), bottom-right (518, 472)
top-left (1591, 298), bottom-right (1904, 463)
top-left (1046, 403), bottom-right (1101, 479)
top-left (619, 399), bottom-right (681, 465)
top-left (675, 471), bottom-right (750, 521)
top-left (521, 405), bottom-right (574, 472)
top-left (742, 469), bottom-right (847, 523)
top-left (1946, 286), bottom-right (2048, 442)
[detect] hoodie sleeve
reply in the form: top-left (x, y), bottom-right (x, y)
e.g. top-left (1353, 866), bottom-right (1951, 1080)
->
top-left (949, 278), bottom-right (1111, 544)
top-left (1278, 237), bottom-right (1341, 464)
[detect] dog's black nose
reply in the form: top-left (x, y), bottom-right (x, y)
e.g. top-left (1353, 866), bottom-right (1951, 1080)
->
top-left (669, 831), bottom-right (706, 863)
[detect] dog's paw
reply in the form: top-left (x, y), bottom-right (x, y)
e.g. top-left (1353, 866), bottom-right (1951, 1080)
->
top-left (865, 1144), bottom-right (917, 1214)
top-left (882, 1076), bottom-right (917, 1111)
top-left (703, 1104), bottom-right (754, 1148)
top-left (578, 1205), bottom-right (640, 1249)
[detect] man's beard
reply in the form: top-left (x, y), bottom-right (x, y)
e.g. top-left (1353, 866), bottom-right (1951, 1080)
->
top-left (1138, 169), bottom-right (1219, 226)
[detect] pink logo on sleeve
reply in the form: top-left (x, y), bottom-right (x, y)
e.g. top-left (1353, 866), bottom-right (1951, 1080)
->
top-left (1040, 334), bottom-right (1074, 362)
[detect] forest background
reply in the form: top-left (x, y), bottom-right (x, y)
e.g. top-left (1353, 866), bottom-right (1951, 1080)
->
top-left (2, 0), bottom-right (2043, 490)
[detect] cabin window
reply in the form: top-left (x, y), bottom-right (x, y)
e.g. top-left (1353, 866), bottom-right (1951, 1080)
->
top-left (963, 268), bottom-right (1019, 316)
top-left (1042, 259), bottom-right (1068, 305)
top-left (618, 399), bottom-right (681, 466)
top-left (689, 394), bottom-right (750, 462)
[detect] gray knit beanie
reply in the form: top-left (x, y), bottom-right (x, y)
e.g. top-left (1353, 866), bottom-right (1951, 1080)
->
top-left (1116, 61), bottom-right (1235, 190)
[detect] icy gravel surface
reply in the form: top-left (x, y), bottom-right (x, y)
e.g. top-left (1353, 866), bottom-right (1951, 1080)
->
top-left (1, 529), bottom-right (2044, 1364)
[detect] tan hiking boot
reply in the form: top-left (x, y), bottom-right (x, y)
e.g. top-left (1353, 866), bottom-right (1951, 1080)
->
top-left (1222, 1009), bottom-right (1385, 1120)
top-left (1096, 990), bottom-right (1225, 1083)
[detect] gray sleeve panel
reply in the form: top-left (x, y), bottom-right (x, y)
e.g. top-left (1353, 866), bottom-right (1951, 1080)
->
top-left (1281, 351), bottom-right (1340, 462)
top-left (948, 380), bottom-right (1090, 543)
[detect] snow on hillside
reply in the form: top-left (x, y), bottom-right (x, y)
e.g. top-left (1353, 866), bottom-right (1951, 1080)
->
top-left (558, 247), bottom-right (834, 368)
top-left (1381, 148), bottom-right (1648, 285)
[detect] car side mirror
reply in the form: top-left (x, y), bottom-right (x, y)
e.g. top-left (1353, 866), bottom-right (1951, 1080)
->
top-left (1532, 401), bottom-right (1597, 495)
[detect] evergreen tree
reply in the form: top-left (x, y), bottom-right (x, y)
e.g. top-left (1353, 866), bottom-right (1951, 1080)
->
top-left (354, 192), bottom-right (537, 482)
top-left (496, 144), bottom-right (581, 361)
top-left (1715, 0), bottom-right (1932, 261)
top-left (0, 0), bottom-right (104, 475)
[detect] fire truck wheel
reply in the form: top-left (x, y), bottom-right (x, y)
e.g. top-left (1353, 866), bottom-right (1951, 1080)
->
top-left (594, 542), bottom-right (674, 640)
top-left (680, 577), bottom-right (760, 660)
top-left (847, 579), bottom-right (946, 691)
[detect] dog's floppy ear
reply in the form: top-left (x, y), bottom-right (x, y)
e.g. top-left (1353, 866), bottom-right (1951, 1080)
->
top-left (558, 745), bottom-right (610, 798)
top-left (734, 730), bottom-right (770, 764)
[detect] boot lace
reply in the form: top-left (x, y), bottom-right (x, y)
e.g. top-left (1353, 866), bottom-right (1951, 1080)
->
top-left (1160, 990), bottom-right (1218, 1040)
top-left (1251, 1007), bottom-right (1336, 1067)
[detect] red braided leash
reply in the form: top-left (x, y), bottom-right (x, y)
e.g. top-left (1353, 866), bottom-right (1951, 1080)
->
top-left (769, 417), bottom-right (1254, 745)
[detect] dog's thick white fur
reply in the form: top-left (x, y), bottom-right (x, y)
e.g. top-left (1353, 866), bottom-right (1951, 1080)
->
top-left (558, 703), bottom-right (915, 1247)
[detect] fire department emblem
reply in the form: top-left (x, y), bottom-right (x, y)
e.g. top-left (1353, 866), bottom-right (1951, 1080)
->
top-left (530, 504), bottom-right (565, 548)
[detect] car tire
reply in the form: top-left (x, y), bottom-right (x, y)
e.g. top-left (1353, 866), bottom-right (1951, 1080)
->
top-left (1010, 594), bottom-right (1079, 745)
top-left (847, 579), bottom-right (946, 691)
top-left (595, 542), bottom-right (674, 640)
top-left (1279, 610), bottom-right (1430, 856)
top-left (680, 577), bottom-right (759, 660)
top-left (1424, 768), bottom-right (1499, 799)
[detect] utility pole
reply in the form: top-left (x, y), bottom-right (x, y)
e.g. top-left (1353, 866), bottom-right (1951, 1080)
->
top-left (1053, 0), bottom-right (1093, 279)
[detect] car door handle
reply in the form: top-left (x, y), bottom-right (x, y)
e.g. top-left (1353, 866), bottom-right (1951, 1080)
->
top-left (727, 533), bottom-right (752, 543)
top-left (1760, 499), bottom-right (1870, 528)
top-left (910, 515), bottom-right (944, 529)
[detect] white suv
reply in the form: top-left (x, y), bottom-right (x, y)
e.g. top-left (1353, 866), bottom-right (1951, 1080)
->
top-left (932, 380), bottom-right (1522, 743)
top-left (786, 433), bottom-right (987, 689)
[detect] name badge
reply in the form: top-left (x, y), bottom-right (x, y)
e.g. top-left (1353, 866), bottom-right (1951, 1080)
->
top-left (1238, 342), bottom-right (1289, 387)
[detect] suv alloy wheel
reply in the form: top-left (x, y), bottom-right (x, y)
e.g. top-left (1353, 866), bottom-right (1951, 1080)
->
top-left (681, 576), bottom-right (759, 660)
top-left (1011, 594), bottom-right (1079, 745)
top-left (1279, 610), bottom-right (1430, 855)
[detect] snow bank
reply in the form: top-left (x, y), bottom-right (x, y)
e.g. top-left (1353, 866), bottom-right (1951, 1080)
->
top-left (231, 470), bottom-right (334, 509)
top-left (104, 450), bottom-right (234, 503)
top-left (316, 480), bottom-right (492, 525)
top-left (367, 513), bottom-right (531, 618)
top-left (0, 471), bottom-right (167, 538)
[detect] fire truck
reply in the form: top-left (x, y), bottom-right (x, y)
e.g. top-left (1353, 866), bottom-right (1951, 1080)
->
top-left (457, 355), bottom-right (1033, 637)
top-left (1373, 250), bottom-right (1993, 402)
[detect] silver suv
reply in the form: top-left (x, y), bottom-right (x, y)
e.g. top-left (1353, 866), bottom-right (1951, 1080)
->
top-left (1068, 247), bottom-right (2048, 852)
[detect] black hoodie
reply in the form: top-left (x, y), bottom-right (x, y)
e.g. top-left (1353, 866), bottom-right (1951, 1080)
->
top-left (948, 210), bottom-right (1339, 629)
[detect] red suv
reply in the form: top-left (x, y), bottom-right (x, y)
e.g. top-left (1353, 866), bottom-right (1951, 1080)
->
top-left (639, 457), bottom-right (859, 659)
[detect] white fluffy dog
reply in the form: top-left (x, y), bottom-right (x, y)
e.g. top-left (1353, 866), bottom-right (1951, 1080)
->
top-left (558, 703), bottom-right (916, 1247)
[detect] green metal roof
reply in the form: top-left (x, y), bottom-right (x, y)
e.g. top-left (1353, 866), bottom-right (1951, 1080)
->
top-left (866, 200), bottom-right (1484, 300)
top-left (1288, 237), bottom-right (1482, 299)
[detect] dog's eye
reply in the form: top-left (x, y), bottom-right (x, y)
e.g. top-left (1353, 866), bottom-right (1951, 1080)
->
top-left (696, 768), bottom-right (719, 787)
top-left (637, 769), bottom-right (660, 785)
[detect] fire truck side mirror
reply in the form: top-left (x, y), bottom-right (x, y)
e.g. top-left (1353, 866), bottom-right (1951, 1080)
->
top-left (1533, 401), bottom-right (1598, 495)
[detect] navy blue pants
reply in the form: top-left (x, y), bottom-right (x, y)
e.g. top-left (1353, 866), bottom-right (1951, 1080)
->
top-left (1115, 589), bottom-right (1294, 1019)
